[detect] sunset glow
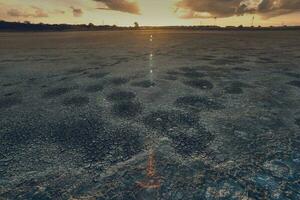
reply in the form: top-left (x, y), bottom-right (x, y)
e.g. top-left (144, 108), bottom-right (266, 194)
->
top-left (0, 0), bottom-right (300, 26)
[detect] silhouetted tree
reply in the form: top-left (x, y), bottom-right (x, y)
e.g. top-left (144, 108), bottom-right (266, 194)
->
top-left (134, 22), bottom-right (139, 28)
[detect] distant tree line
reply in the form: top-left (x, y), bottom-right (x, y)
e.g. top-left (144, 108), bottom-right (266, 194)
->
top-left (0, 20), bottom-right (128, 31)
top-left (0, 20), bottom-right (299, 32)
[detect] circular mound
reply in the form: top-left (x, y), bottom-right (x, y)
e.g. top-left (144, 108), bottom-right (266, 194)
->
top-left (58, 76), bottom-right (72, 82)
top-left (166, 71), bottom-right (181, 76)
top-left (88, 72), bottom-right (109, 79)
top-left (85, 84), bottom-right (104, 93)
top-left (53, 119), bottom-right (144, 163)
top-left (295, 118), bottom-right (300, 126)
top-left (0, 97), bottom-right (22, 109)
top-left (42, 87), bottom-right (73, 98)
top-left (52, 117), bottom-right (107, 162)
top-left (107, 91), bottom-right (136, 102)
top-left (178, 67), bottom-right (198, 72)
top-left (143, 110), bottom-right (213, 156)
top-left (103, 127), bottom-right (144, 163)
top-left (27, 78), bottom-right (37, 85)
top-left (4, 92), bottom-right (15, 97)
top-left (163, 75), bottom-right (177, 81)
top-left (224, 86), bottom-right (243, 94)
top-left (53, 117), bottom-right (105, 147)
top-left (62, 96), bottom-right (89, 107)
top-left (143, 110), bottom-right (198, 132)
top-left (288, 80), bottom-right (300, 88)
top-left (182, 72), bottom-right (205, 79)
top-left (109, 77), bottom-right (129, 85)
top-left (231, 81), bottom-right (251, 88)
top-left (171, 131), bottom-right (214, 155)
top-left (285, 72), bottom-right (300, 79)
top-left (232, 67), bottom-right (250, 72)
top-left (0, 122), bottom-right (36, 149)
top-left (67, 68), bottom-right (87, 74)
top-left (184, 80), bottom-right (214, 90)
top-left (131, 80), bottom-right (155, 88)
top-left (2, 83), bottom-right (16, 87)
top-left (175, 96), bottom-right (224, 111)
top-left (112, 101), bottom-right (143, 118)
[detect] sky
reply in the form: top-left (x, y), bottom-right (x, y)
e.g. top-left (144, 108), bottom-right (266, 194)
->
top-left (0, 0), bottom-right (300, 26)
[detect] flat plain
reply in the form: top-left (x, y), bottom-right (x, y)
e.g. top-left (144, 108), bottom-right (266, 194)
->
top-left (0, 30), bottom-right (300, 199)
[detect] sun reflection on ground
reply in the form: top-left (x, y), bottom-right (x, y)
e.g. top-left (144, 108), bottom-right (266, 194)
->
top-left (148, 35), bottom-right (154, 86)
top-left (136, 149), bottom-right (162, 190)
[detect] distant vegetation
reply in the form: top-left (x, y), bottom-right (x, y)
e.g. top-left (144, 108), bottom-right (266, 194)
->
top-left (1, 20), bottom-right (300, 32)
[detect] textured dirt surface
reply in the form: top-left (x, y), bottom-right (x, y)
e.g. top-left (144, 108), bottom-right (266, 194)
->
top-left (0, 30), bottom-right (300, 199)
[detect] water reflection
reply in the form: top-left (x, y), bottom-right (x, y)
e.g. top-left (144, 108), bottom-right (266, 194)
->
top-left (135, 35), bottom-right (162, 198)
top-left (148, 35), bottom-right (154, 86)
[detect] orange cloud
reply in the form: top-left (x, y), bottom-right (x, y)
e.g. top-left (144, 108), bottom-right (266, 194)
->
top-left (6, 6), bottom-right (48, 18)
top-left (94, 0), bottom-right (140, 14)
top-left (70, 6), bottom-right (83, 17)
top-left (176, 0), bottom-right (300, 19)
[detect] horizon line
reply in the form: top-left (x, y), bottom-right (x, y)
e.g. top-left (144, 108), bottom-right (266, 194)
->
top-left (1, 20), bottom-right (300, 28)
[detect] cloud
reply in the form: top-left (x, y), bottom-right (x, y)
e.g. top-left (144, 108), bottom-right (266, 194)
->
top-left (7, 6), bottom-right (48, 18)
top-left (176, 0), bottom-right (300, 19)
top-left (31, 6), bottom-right (49, 17)
top-left (53, 9), bottom-right (66, 15)
top-left (176, 0), bottom-right (241, 18)
top-left (70, 6), bottom-right (83, 17)
top-left (94, 0), bottom-right (140, 14)
top-left (257, 0), bottom-right (300, 18)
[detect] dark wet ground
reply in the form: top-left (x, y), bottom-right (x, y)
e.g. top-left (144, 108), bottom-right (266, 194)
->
top-left (0, 30), bottom-right (300, 199)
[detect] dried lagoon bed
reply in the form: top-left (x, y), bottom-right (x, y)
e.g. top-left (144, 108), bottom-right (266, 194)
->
top-left (0, 30), bottom-right (300, 199)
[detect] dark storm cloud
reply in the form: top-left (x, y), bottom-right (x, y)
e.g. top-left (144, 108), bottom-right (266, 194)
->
top-left (94, 0), bottom-right (140, 14)
top-left (70, 6), bottom-right (83, 17)
top-left (257, 0), bottom-right (300, 18)
top-left (7, 6), bottom-right (48, 18)
top-left (176, 0), bottom-right (300, 18)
